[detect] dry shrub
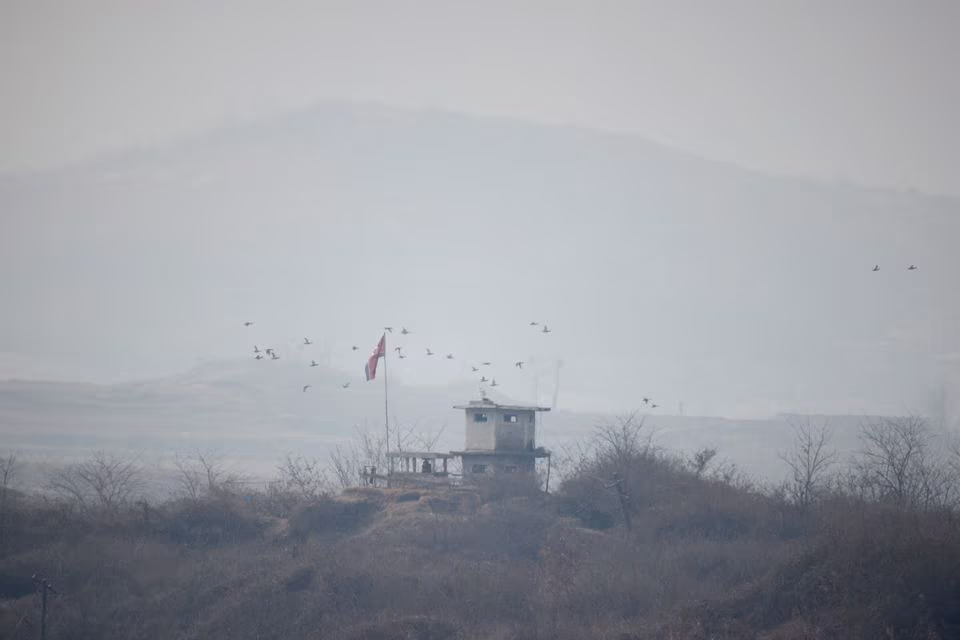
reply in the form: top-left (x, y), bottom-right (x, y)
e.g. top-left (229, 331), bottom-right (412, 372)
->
top-left (288, 494), bottom-right (384, 540)
top-left (471, 475), bottom-right (545, 503)
top-left (161, 496), bottom-right (266, 546)
top-left (429, 498), bottom-right (554, 560)
top-left (340, 615), bottom-right (462, 640)
top-left (8, 414), bottom-right (960, 640)
top-left (417, 490), bottom-right (480, 515)
top-left (341, 486), bottom-right (389, 502)
top-left (283, 566), bottom-right (315, 592)
top-left (653, 482), bottom-right (803, 542)
top-left (658, 497), bottom-right (960, 639)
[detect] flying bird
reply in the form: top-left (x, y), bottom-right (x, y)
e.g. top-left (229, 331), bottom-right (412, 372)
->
top-left (872, 265), bottom-right (880, 272)
top-left (515, 361), bottom-right (524, 369)
top-left (642, 398), bottom-right (650, 405)
top-left (341, 382), bottom-right (351, 389)
top-left (265, 348), bottom-right (275, 356)
top-left (351, 345), bottom-right (358, 351)
top-left (529, 321), bottom-right (539, 326)
top-left (394, 346), bottom-right (403, 353)
top-left (426, 348), bottom-right (434, 356)
top-left (310, 360), bottom-right (319, 367)
top-left (481, 362), bottom-right (491, 366)
top-left (541, 325), bottom-right (551, 334)
top-left (253, 345), bottom-right (261, 354)
top-left (270, 353), bottom-right (280, 360)
top-left (651, 403), bottom-right (659, 409)
top-left (304, 338), bottom-right (313, 345)
top-left (490, 378), bottom-right (499, 387)
top-left (302, 385), bottom-right (311, 393)
top-left (244, 321), bottom-right (254, 327)
top-left (908, 264), bottom-right (918, 270)
top-left (384, 327), bottom-right (394, 333)
top-left (399, 353), bottom-right (407, 359)
top-left (401, 327), bottom-right (410, 335)
top-left (480, 376), bottom-right (488, 383)
top-left (255, 354), bottom-right (263, 360)
top-left (446, 353), bottom-right (454, 360)
top-left (471, 366), bottom-right (479, 372)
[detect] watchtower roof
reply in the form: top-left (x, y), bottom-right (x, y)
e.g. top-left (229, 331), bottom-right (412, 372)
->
top-left (453, 399), bottom-right (551, 412)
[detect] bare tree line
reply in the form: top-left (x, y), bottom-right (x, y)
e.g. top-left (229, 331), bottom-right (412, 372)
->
top-left (5, 413), bottom-right (960, 516)
top-left (777, 414), bottom-right (960, 512)
top-left (555, 411), bottom-right (960, 525)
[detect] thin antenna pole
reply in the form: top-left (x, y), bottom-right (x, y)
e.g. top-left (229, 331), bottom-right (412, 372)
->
top-left (551, 360), bottom-right (562, 409)
top-left (33, 575), bottom-right (56, 640)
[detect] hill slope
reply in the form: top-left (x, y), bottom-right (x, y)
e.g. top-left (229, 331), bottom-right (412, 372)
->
top-left (2, 102), bottom-right (959, 419)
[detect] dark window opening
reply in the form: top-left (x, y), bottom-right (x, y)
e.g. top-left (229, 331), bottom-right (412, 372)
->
top-left (502, 465), bottom-right (518, 473)
top-left (503, 414), bottom-right (518, 423)
top-left (474, 413), bottom-right (489, 423)
top-left (472, 464), bottom-right (487, 474)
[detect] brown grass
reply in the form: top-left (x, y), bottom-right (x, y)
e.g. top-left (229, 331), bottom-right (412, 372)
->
top-left (2, 439), bottom-right (960, 639)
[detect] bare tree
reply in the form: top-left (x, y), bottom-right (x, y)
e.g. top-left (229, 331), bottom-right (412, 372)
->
top-left (173, 450), bottom-right (243, 500)
top-left (328, 419), bottom-right (441, 489)
top-left (174, 453), bottom-right (203, 501)
top-left (593, 411), bottom-right (654, 479)
top-left (390, 416), bottom-right (418, 453)
top-left (689, 446), bottom-right (718, 478)
top-left (278, 454), bottom-right (330, 499)
top-left (778, 417), bottom-right (838, 508)
top-left (48, 452), bottom-right (143, 514)
top-left (413, 422), bottom-right (447, 452)
top-left (329, 424), bottom-right (388, 489)
top-left (552, 412), bottom-right (665, 531)
top-left (851, 416), bottom-right (955, 510)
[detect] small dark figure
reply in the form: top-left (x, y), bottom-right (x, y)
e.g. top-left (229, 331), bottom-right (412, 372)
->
top-left (422, 459), bottom-right (432, 474)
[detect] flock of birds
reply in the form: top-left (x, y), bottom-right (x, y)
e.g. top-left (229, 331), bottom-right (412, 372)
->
top-left (239, 261), bottom-right (917, 408)
top-left (240, 321), bottom-right (574, 399)
top-left (872, 264), bottom-right (918, 272)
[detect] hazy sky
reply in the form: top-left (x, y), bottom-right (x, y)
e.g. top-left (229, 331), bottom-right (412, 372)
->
top-left (1, 0), bottom-right (959, 195)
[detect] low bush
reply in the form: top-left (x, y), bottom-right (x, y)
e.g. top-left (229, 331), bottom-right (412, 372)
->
top-left (161, 496), bottom-right (267, 546)
top-left (288, 495), bottom-right (383, 540)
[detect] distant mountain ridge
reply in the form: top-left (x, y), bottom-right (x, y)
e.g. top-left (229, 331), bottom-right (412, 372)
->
top-left (2, 101), bottom-right (959, 421)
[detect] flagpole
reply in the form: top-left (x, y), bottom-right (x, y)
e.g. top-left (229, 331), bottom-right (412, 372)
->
top-left (383, 334), bottom-right (391, 480)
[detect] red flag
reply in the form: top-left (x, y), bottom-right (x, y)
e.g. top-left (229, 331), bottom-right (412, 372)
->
top-left (364, 334), bottom-right (386, 381)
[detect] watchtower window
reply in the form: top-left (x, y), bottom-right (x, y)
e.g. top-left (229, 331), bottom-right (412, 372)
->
top-left (473, 413), bottom-right (489, 423)
top-left (472, 464), bottom-right (487, 474)
top-left (502, 465), bottom-right (518, 473)
top-left (503, 414), bottom-right (518, 423)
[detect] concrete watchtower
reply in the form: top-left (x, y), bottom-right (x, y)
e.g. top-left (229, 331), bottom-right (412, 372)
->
top-left (452, 398), bottom-right (550, 478)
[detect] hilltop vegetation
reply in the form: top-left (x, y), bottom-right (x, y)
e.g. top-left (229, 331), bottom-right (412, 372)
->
top-left (2, 416), bottom-right (960, 639)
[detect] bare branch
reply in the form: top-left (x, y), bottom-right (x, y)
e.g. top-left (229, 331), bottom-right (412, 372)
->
top-left (47, 451), bottom-right (143, 514)
top-left (777, 416), bottom-right (838, 508)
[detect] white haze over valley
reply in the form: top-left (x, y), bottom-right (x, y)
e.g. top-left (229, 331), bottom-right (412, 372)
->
top-left (2, 2), bottom-right (959, 481)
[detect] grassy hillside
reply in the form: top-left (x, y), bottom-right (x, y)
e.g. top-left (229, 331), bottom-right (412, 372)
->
top-left (2, 416), bottom-right (960, 639)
